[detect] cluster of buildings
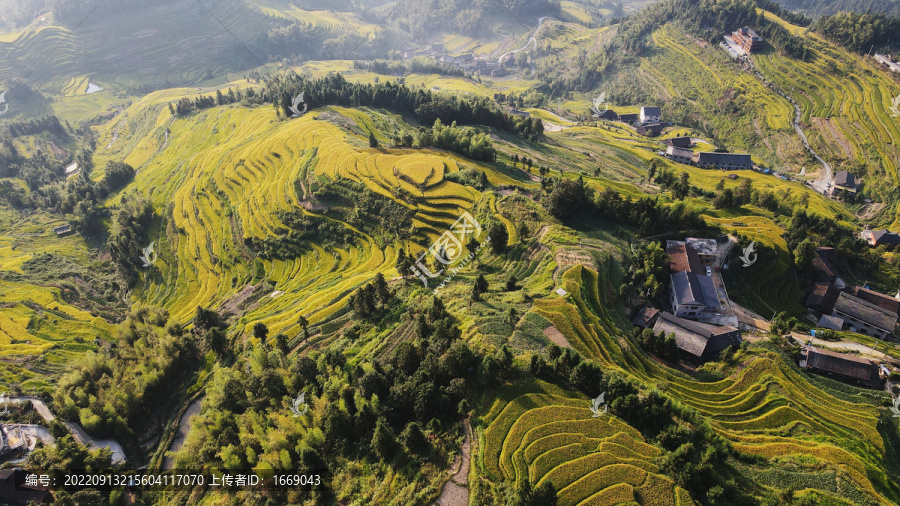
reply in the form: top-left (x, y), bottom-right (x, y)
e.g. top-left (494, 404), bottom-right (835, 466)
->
top-left (402, 44), bottom-right (509, 77)
top-left (804, 247), bottom-right (899, 340)
top-left (632, 237), bottom-right (743, 364)
top-left (663, 136), bottom-right (754, 171)
top-left (593, 106), bottom-right (670, 136)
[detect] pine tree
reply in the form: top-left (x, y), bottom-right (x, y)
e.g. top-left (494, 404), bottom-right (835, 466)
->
top-left (371, 420), bottom-right (396, 461)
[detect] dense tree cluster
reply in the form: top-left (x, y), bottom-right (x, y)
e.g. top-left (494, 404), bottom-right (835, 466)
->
top-left (265, 72), bottom-right (543, 139)
top-left (106, 194), bottom-right (154, 287)
top-left (248, 209), bottom-right (356, 259)
top-left (778, 0), bottom-right (900, 18)
top-left (353, 58), bottom-right (467, 78)
top-left (408, 119), bottom-right (496, 162)
top-left (815, 11), bottom-right (900, 53)
top-left (53, 307), bottom-right (200, 453)
top-left (623, 242), bottom-right (670, 301)
top-left (634, 327), bottom-right (680, 362)
top-left (594, 188), bottom-right (707, 236)
top-left (542, 176), bottom-right (594, 220)
top-left (171, 295), bottom-right (488, 504)
top-left (4, 115), bottom-right (67, 138)
top-left (170, 87), bottom-right (259, 116)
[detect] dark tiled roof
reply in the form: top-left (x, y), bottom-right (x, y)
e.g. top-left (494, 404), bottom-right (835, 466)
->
top-left (848, 286), bottom-right (900, 315)
top-left (641, 106), bottom-right (661, 116)
top-left (666, 136), bottom-right (693, 147)
top-left (833, 291), bottom-right (898, 332)
top-left (632, 307), bottom-right (660, 328)
top-left (671, 271), bottom-right (720, 309)
top-left (812, 257), bottom-right (837, 281)
top-left (619, 113), bottom-right (639, 122)
top-left (805, 281), bottom-right (839, 313)
top-left (833, 171), bottom-right (856, 188)
top-left (818, 314), bottom-right (844, 331)
top-left (805, 345), bottom-right (880, 386)
top-left (816, 247), bottom-right (836, 260)
top-left (653, 312), bottom-right (740, 358)
top-left (596, 109), bottom-right (619, 120)
top-left (637, 123), bottom-right (668, 135)
top-left (694, 152), bottom-right (753, 166)
top-left (870, 230), bottom-right (900, 246)
top-left (666, 146), bottom-right (693, 158)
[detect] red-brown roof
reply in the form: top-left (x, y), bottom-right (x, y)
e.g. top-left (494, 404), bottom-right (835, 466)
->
top-left (666, 241), bottom-right (702, 273)
top-left (848, 286), bottom-right (900, 316)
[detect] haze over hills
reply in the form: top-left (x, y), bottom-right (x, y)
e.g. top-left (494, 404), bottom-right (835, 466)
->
top-left (1, 0), bottom-right (900, 504)
top-left (774, 0), bottom-right (900, 17)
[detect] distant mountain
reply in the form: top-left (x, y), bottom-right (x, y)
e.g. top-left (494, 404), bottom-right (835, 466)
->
top-left (774, 0), bottom-right (900, 17)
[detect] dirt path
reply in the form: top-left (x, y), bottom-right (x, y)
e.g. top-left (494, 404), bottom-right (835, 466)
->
top-left (436, 420), bottom-right (472, 506)
top-left (790, 333), bottom-right (888, 360)
top-left (162, 396), bottom-right (204, 470)
top-left (6, 396), bottom-right (126, 463)
top-left (496, 17), bottom-right (550, 71)
top-left (749, 66), bottom-right (832, 192)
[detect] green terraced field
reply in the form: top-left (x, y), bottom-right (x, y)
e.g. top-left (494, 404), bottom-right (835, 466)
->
top-left (481, 381), bottom-right (694, 506)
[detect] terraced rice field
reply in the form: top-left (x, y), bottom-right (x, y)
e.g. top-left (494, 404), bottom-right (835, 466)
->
top-left (0, 211), bottom-right (116, 388)
top-left (707, 212), bottom-right (805, 316)
top-left (92, 91), bottom-right (526, 341)
top-left (497, 262), bottom-right (897, 504)
top-left (482, 381), bottom-right (693, 506)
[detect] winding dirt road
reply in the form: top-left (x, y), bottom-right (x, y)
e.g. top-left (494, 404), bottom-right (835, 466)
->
top-left (5, 396), bottom-right (126, 463)
top-left (496, 17), bottom-right (550, 71)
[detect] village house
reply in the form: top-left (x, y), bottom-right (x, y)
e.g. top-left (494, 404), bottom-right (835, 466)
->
top-left (846, 286), bottom-right (900, 317)
top-left (652, 312), bottom-right (741, 363)
top-left (817, 314), bottom-right (844, 331)
top-left (639, 106), bottom-right (661, 124)
top-left (594, 109), bottom-right (619, 121)
top-left (632, 307), bottom-right (660, 328)
top-left (666, 238), bottom-right (717, 274)
top-left (861, 229), bottom-right (900, 247)
top-left (685, 237), bottom-right (718, 266)
top-left (618, 113), bottom-right (639, 125)
top-left (805, 281), bottom-right (840, 314)
top-left (800, 345), bottom-right (881, 388)
top-left (731, 27), bottom-right (764, 53)
top-left (693, 152), bottom-right (753, 170)
top-left (832, 291), bottom-right (898, 340)
top-left (665, 136), bottom-right (693, 148)
top-left (665, 146), bottom-right (694, 165)
top-left (832, 171), bottom-right (858, 194)
top-left (53, 224), bottom-right (72, 236)
top-left (669, 271), bottom-right (721, 319)
top-left (637, 123), bottom-right (669, 137)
